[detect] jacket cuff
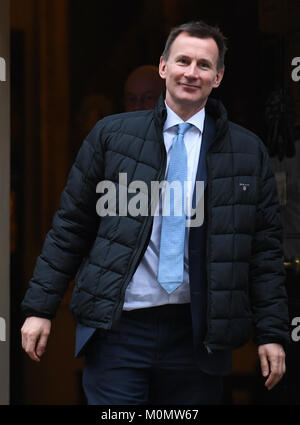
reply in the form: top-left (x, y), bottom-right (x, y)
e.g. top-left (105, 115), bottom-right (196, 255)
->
top-left (254, 335), bottom-right (291, 352)
top-left (21, 308), bottom-right (53, 321)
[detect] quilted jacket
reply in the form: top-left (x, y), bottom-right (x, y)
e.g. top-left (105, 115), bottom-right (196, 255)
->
top-left (21, 93), bottom-right (290, 351)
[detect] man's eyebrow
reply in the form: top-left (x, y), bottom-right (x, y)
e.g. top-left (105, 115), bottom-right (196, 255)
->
top-left (175, 54), bottom-right (190, 60)
top-left (198, 58), bottom-right (213, 66)
top-left (175, 54), bottom-right (213, 65)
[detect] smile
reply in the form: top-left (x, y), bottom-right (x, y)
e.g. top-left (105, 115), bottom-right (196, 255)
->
top-left (180, 83), bottom-right (201, 89)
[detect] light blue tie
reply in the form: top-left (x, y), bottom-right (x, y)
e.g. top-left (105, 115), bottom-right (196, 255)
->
top-left (157, 122), bottom-right (192, 294)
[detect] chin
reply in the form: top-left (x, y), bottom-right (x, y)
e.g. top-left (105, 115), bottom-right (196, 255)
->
top-left (178, 89), bottom-right (201, 100)
top-left (177, 94), bottom-right (203, 106)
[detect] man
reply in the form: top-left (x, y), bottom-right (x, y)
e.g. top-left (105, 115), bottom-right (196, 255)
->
top-left (21, 21), bottom-right (289, 405)
top-left (123, 65), bottom-right (165, 112)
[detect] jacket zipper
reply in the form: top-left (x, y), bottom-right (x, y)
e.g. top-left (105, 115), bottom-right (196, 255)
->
top-left (203, 128), bottom-right (225, 353)
top-left (203, 150), bottom-right (212, 353)
top-left (110, 125), bottom-right (167, 330)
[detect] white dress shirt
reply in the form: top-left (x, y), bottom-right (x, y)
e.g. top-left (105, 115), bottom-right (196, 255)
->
top-left (123, 103), bottom-right (205, 310)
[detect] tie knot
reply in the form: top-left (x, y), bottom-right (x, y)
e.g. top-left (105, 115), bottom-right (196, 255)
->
top-left (177, 122), bottom-right (192, 136)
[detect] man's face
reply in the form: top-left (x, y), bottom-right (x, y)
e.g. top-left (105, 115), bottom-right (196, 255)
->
top-left (159, 32), bottom-right (224, 116)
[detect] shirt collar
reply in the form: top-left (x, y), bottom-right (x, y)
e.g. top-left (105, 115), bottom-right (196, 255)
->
top-left (163, 100), bottom-right (205, 134)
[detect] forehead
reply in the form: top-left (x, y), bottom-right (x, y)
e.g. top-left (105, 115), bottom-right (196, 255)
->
top-left (169, 32), bottom-right (219, 63)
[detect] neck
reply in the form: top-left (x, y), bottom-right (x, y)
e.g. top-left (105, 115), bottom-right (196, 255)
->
top-left (165, 96), bottom-right (207, 121)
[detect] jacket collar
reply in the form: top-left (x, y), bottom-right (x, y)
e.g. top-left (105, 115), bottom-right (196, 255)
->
top-left (154, 90), bottom-right (168, 127)
top-left (154, 91), bottom-right (229, 142)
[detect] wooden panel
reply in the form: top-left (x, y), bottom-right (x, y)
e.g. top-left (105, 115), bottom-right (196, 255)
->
top-left (38, 0), bottom-right (71, 238)
top-left (11, 0), bottom-right (84, 405)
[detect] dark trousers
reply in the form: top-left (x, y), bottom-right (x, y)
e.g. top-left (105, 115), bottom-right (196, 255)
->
top-left (82, 304), bottom-right (223, 405)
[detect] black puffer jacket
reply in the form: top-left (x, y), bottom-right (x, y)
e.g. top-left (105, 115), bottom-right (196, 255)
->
top-left (22, 94), bottom-right (290, 351)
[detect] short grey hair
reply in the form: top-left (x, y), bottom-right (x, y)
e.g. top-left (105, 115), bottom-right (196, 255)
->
top-left (162, 21), bottom-right (227, 72)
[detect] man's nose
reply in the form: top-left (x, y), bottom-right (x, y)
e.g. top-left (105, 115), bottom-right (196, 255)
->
top-left (184, 63), bottom-right (199, 79)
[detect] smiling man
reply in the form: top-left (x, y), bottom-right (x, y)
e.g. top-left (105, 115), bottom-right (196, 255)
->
top-left (159, 32), bottom-right (224, 119)
top-left (21, 21), bottom-right (289, 405)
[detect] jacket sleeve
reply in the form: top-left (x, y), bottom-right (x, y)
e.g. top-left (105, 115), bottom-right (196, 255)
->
top-left (249, 146), bottom-right (290, 349)
top-left (21, 120), bottom-right (106, 319)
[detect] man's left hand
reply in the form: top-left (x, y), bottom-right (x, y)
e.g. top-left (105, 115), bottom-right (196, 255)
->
top-left (258, 343), bottom-right (286, 390)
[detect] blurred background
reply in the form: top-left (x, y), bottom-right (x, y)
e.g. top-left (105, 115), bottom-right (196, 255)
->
top-left (7, 0), bottom-right (300, 405)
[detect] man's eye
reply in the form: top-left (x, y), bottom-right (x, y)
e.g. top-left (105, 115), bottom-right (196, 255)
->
top-left (178, 58), bottom-right (188, 64)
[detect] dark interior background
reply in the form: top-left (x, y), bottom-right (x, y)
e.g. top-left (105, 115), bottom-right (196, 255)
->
top-left (10, 0), bottom-right (300, 405)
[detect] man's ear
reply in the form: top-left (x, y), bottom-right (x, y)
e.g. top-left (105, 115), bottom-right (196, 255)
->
top-left (213, 67), bottom-right (225, 88)
top-left (159, 56), bottom-right (167, 80)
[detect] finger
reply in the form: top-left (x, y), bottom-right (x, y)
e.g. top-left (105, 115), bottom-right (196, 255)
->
top-left (22, 331), bottom-right (41, 362)
top-left (21, 328), bottom-right (27, 351)
top-left (26, 335), bottom-right (41, 362)
top-left (259, 351), bottom-right (269, 378)
top-left (265, 370), bottom-right (282, 390)
top-left (36, 331), bottom-right (49, 358)
top-left (282, 356), bottom-right (286, 375)
top-left (264, 356), bottom-right (283, 390)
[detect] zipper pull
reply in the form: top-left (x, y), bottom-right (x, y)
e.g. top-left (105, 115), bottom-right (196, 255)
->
top-left (205, 344), bottom-right (212, 354)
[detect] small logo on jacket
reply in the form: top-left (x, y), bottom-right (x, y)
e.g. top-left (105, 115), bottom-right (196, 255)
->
top-left (240, 183), bottom-right (250, 191)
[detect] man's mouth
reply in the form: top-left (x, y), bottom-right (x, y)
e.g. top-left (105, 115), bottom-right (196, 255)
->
top-left (180, 82), bottom-right (201, 89)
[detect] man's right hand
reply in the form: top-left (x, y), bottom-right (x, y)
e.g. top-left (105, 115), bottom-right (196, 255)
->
top-left (21, 317), bottom-right (51, 362)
